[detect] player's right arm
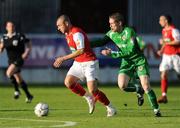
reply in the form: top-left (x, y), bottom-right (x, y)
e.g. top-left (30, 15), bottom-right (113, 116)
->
top-left (0, 38), bottom-right (5, 53)
top-left (53, 32), bottom-right (85, 68)
top-left (157, 38), bottom-right (165, 56)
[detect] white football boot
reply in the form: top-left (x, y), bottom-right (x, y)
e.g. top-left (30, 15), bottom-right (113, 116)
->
top-left (14, 91), bottom-right (20, 99)
top-left (106, 103), bottom-right (117, 117)
top-left (84, 95), bottom-right (95, 114)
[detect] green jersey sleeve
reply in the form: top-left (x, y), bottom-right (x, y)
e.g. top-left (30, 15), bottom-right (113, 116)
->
top-left (136, 36), bottom-right (146, 51)
top-left (90, 35), bottom-right (112, 48)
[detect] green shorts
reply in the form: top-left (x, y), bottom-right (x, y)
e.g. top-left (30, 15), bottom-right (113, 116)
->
top-left (118, 56), bottom-right (149, 78)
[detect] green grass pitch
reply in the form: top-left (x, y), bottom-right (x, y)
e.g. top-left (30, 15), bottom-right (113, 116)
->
top-left (0, 84), bottom-right (180, 128)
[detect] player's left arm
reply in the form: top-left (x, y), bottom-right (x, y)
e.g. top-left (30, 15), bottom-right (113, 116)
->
top-left (166, 29), bottom-right (180, 45)
top-left (53, 32), bottom-right (85, 68)
top-left (22, 34), bottom-right (32, 60)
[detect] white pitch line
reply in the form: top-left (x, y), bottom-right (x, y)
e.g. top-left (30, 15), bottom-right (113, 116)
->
top-left (0, 118), bottom-right (77, 128)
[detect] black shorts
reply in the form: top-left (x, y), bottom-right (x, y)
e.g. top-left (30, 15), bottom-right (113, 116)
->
top-left (8, 58), bottom-right (24, 73)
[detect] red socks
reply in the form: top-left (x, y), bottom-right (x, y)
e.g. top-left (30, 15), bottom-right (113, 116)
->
top-left (69, 83), bottom-right (86, 96)
top-left (68, 83), bottom-right (110, 106)
top-left (93, 90), bottom-right (110, 106)
top-left (161, 78), bottom-right (168, 94)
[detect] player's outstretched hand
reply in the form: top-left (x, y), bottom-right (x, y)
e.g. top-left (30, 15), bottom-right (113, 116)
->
top-left (53, 56), bottom-right (64, 68)
top-left (101, 47), bottom-right (112, 56)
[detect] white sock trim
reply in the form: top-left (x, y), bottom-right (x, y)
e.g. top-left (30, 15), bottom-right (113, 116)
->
top-left (162, 92), bottom-right (166, 96)
top-left (106, 103), bottom-right (113, 110)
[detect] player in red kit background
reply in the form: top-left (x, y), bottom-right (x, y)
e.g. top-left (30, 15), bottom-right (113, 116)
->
top-left (157, 14), bottom-right (180, 103)
top-left (54, 15), bottom-right (116, 117)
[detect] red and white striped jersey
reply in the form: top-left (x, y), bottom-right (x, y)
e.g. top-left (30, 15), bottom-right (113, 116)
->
top-left (65, 26), bottom-right (97, 62)
top-left (162, 25), bottom-right (180, 55)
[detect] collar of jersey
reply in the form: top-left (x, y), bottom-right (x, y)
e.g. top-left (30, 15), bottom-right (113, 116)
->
top-left (6, 32), bottom-right (16, 37)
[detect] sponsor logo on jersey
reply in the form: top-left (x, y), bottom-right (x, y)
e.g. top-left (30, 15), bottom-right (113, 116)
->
top-left (12, 40), bottom-right (18, 46)
top-left (122, 35), bottom-right (126, 40)
top-left (138, 66), bottom-right (143, 71)
top-left (20, 36), bottom-right (24, 41)
top-left (163, 38), bottom-right (171, 42)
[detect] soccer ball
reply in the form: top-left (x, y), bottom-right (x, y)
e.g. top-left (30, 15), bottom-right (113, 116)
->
top-left (34, 102), bottom-right (49, 117)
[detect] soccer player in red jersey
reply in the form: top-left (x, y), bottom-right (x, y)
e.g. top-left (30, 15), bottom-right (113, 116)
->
top-left (54, 15), bottom-right (116, 117)
top-left (157, 14), bottom-right (180, 103)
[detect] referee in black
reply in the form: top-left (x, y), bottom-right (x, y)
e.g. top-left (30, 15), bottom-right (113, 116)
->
top-left (0, 21), bottom-right (33, 103)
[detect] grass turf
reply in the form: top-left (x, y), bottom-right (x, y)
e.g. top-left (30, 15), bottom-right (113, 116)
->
top-left (0, 84), bottom-right (180, 128)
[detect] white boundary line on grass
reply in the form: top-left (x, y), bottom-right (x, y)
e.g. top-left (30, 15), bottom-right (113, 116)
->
top-left (0, 117), bottom-right (77, 128)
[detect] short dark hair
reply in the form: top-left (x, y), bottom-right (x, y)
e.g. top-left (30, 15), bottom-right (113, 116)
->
top-left (58, 14), bottom-right (71, 23)
top-left (109, 12), bottom-right (125, 25)
top-left (6, 21), bottom-right (14, 25)
top-left (161, 14), bottom-right (172, 24)
top-left (5, 20), bottom-right (15, 27)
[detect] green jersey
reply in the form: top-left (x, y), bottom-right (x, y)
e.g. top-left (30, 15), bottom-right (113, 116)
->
top-left (90, 26), bottom-right (149, 77)
top-left (106, 27), bottom-right (143, 59)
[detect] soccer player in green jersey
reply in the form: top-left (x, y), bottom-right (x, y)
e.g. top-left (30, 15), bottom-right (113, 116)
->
top-left (91, 12), bottom-right (161, 117)
top-left (91, 29), bottom-right (146, 107)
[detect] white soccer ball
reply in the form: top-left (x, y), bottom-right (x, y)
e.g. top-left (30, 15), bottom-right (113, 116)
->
top-left (34, 102), bottom-right (49, 117)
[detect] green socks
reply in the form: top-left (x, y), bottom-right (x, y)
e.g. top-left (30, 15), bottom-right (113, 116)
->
top-left (146, 90), bottom-right (159, 109)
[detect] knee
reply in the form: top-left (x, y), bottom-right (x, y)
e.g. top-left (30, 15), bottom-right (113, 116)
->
top-left (89, 88), bottom-right (98, 95)
top-left (6, 70), bottom-right (11, 78)
top-left (87, 81), bottom-right (98, 94)
top-left (141, 82), bottom-right (151, 92)
top-left (160, 72), bottom-right (167, 79)
top-left (15, 78), bottom-right (22, 84)
top-left (64, 78), bottom-right (74, 88)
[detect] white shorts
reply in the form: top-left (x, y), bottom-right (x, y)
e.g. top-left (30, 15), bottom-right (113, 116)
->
top-left (67, 60), bottom-right (99, 82)
top-left (159, 54), bottom-right (180, 74)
